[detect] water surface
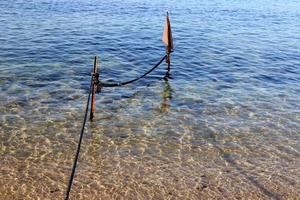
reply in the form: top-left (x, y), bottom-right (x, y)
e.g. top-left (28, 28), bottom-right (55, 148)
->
top-left (0, 0), bottom-right (300, 199)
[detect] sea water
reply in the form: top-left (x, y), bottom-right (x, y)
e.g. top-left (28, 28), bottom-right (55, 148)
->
top-left (0, 0), bottom-right (299, 199)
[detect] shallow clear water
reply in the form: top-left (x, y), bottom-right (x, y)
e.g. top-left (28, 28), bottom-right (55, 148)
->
top-left (0, 0), bottom-right (300, 199)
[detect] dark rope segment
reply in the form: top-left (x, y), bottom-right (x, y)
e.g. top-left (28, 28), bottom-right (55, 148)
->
top-left (100, 55), bottom-right (167, 88)
top-left (64, 77), bottom-right (93, 200)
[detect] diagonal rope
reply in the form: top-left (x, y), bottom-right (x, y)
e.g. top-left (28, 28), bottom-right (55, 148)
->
top-left (64, 77), bottom-right (93, 200)
top-left (100, 55), bottom-right (167, 87)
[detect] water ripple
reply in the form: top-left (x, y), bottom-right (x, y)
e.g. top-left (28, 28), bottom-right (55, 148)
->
top-left (0, 0), bottom-right (300, 199)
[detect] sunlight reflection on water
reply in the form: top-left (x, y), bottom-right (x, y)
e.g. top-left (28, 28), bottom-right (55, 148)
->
top-left (0, 0), bottom-right (300, 199)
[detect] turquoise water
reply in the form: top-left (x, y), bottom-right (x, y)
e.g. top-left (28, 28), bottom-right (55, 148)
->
top-left (0, 0), bottom-right (300, 199)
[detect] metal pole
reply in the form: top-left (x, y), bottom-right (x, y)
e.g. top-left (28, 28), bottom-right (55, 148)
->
top-left (90, 56), bottom-right (98, 120)
top-left (165, 11), bottom-right (171, 78)
top-left (165, 48), bottom-right (171, 77)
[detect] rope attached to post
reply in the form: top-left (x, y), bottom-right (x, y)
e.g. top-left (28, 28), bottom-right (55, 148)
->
top-left (64, 54), bottom-right (167, 199)
top-left (64, 77), bottom-right (93, 200)
top-left (64, 12), bottom-right (173, 198)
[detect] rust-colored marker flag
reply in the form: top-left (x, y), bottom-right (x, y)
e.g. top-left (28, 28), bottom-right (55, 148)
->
top-left (162, 12), bottom-right (173, 52)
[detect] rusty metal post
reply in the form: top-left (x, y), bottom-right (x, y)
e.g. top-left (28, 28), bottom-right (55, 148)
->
top-left (164, 11), bottom-right (172, 78)
top-left (166, 47), bottom-right (171, 77)
top-left (90, 56), bottom-right (98, 121)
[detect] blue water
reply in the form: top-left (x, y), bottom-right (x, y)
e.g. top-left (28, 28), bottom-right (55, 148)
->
top-left (0, 0), bottom-right (300, 199)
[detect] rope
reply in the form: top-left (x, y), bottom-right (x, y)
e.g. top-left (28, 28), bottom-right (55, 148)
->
top-left (100, 55), bottom-right (167, 88)
top-left (64, 77), bottom-right (93, 200)
top-left (64, 55), bottom-right (167, 199)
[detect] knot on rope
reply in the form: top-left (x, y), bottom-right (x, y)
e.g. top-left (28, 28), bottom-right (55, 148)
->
top-left (96, 82), bottom-right (102, 93)
top-left (92, 72), bottom-right (99, 85)
top-left (92, 72), bottom-right (102, 93)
